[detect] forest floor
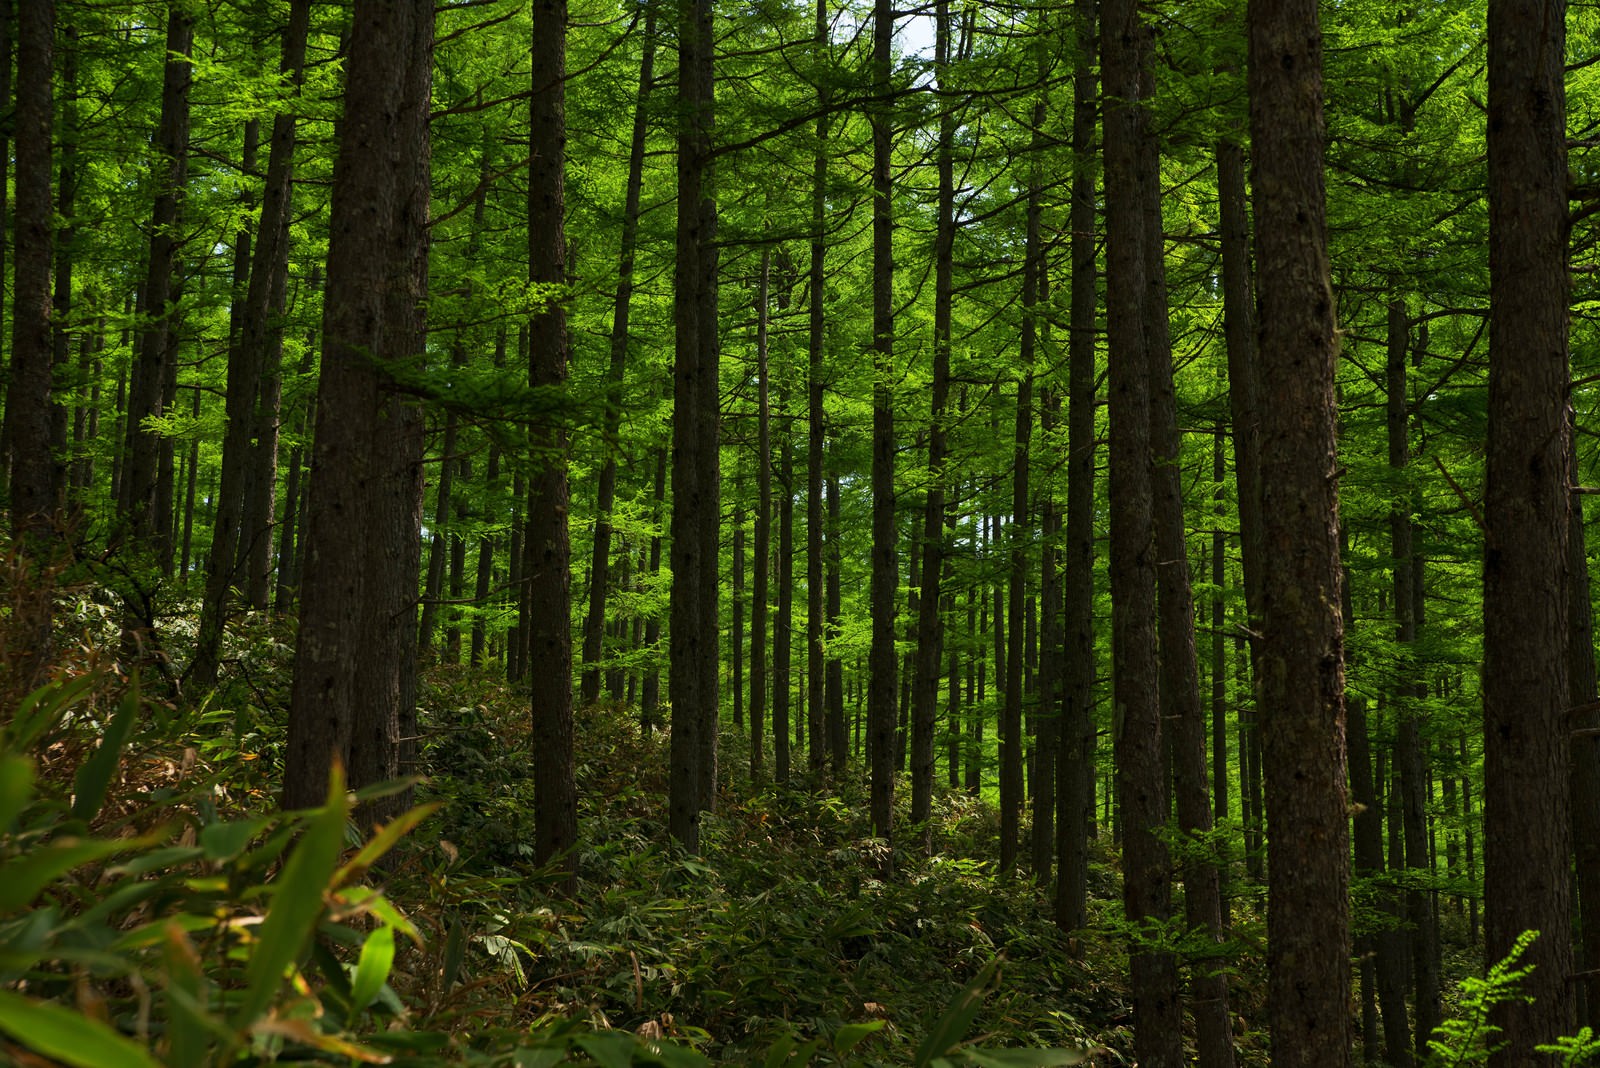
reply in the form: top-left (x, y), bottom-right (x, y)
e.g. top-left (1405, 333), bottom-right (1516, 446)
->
top-left (2, 603), bottom-right (1288, 1066)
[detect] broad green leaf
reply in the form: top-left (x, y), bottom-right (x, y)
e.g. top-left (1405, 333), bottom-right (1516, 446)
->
top-left (962, 1049), bottom-right (1092, 1067)
top-left (762, 1033), bottom-right (796, 1068)
top-left (348, 924), bottom-right (396, 1019)
top-left (0, 756), bottom-right (35, 832)
top-left (333, 800), bottom-right (442, 887)
top-left (512, 1048), bottom-right (567, 1068)
top-left (914, 959), bottom-right (999, 1068)
top-left (7, 674), bottom-right (97, 751)
top-left (72, 685), bottom-right (141, 823)
top-left (162, 923), bottom-right (214, 1068)
top-left (201, 816), bottom-right (273, 862)
top-left (833, 1020), bottom-right (886, 1057)
top-left (0, 989), bottom-right (162, 1068)
top-left (577, 1031), bottom-right (641, 1068)
top-left (232, 764), bottom-right (348, 1030)
top-left (0, 836), bottom-right (131, 913)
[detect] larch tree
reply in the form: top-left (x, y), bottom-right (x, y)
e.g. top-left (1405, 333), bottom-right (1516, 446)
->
top-left (669, 0), bottom-right (720, 851)
top-left (1483, 0), bottom-right (1577, 1062)
top-left (528, 0), bottom-right (578, 887)
top-left (1247, 0), bottom-right (1353, 1063)
top-left (285, 0), bottom-right (433, 815)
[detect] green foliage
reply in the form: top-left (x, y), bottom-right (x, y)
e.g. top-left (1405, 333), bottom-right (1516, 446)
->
top-left (1422, 931), bottom-right (1600, 1068)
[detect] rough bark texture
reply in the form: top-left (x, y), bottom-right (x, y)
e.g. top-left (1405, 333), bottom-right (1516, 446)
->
top-left (1247, 0), bottom-right (1353, 1062)
top-left (806, 0), bottom-right (831, 777)
top-left (752, 251), bottom-right (772, 778)
top-left (669, 0), bottom-right (720, 850)
top-left (1569, 484), bottom-right (1600, 1030)
top-left (581, 4), bottom-right (656, 704)
top-left (1056, 0), bottom-right (1097, 936)
top-left (528, 0), bottom-right (577, 887)
top-left (1103, 1), bottom-right (1182, 1061)
top-left (867, 0), bottom-right (897, 850)
top-left (7, 0), bottom-right (53, 541)
top-left (1484, 0), bottom-right (1577, 1061)
top-left (121, 7), bottom-right (192, 567)
top-left (285, 0), bottom-right (431, 815)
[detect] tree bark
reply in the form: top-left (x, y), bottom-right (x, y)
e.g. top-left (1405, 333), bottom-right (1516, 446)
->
top-left (867, 0), bottom-right (898, 852)
top-left (285, 0), bottom-right (431, 817)
top-left (581, 2), bottom-right (657, 704)
top-left (752, 252), bottom-right (772, 778)
top-left (1484, 1), bottom-right (1577, 1060)
top-left (1103, 0), bottom-right (1182, 1060)
top-left (528, 0), bottom-right (577, 887)
top-left (1248, 0), bottom-right (1353, 1061)
top-left (1056, 0), bottom-right (1097, 936)
top-left (669, 0), bottom-right (720, 849)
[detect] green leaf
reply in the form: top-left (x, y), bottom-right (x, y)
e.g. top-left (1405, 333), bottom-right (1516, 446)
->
top-left (333, 799), bottom-right (441, 886)
top-left (0, 989), bottom-right (163, 1068)
top-left (578, 1031), bottom-right (642, 1068)
top-left (231, 763), bottom-right (349, 1030)
top-left (348, 924), bottom-right (396, 1019)
top-left (833, 1020), bottom-right (886, 1057)
top-left (512, 1048), bottom-right (568, 1068)
top-left (914, 959), bottom-right (999, 1067)
top-left (71, 685), bottom-right (141, 824)
top-left (0, 756), bottom-right (35, 833)
top-left (762, 1034), bottom-right (797, 1068)
top-left (962, 1049), bottom-right (1092, 1067)
top-left (161, 923), bottom-right (215, 1068)
top-left (0, 836), bottom-right (131, 913)
top-left (200, 816), bottom-right (273, 862)
top-left (7, 674), bottom-right (97, 751)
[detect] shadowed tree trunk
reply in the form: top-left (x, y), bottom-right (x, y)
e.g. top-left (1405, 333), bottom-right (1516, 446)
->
top-left (1483, 0), bottom-right (1577, 1061)
top-left (121, 6), bottom-right (192, 571)
top-left (867, 0), bottom-right (898, 851)
top-left (669, 0), bottom-right (721, 850)
top-left (1248, 0), bottom-right (1353, 1061)
top-left (806, 0), bottom-right (831, 777)
top-left (528, 0), bottom-right (577, 887)
top-left (1103, 0), bottom-right (1182, 1059)
top-left (581, 1), bottom-right (657, 704)
top-left (1056, 0), bottom-right (1097, 937)
top-left (285, 0), bottom-right (431, 818)
top-left (752, 251), bottom-right (771, 778)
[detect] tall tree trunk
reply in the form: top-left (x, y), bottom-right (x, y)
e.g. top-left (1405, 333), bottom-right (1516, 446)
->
top-left (910, 0), bottom-right (955, 834)
top-left (775, 372), bottom-right (796, 783)
top-left (285, 0), bottom-right (431, 817)
top-left (1483, 2), bottom-right (1577, 1060)
top-left (1248, 0), bottom-right (1352, 1062)
top-left (826, 466), bottom-right (846, 774)
top-left (642, 446), bottom-right (668, 731)
top-left (806, 0), bottom-right (831, 777)
top-left (121, 5), bottom-right (192, 570)
top-left (1572, 473), bottom-right (1600, 1030)
top-left (1056, 0), bottom-right (1097, 936)
top-left (5, 0), bottom-right (55, 690)
top-left (1103, 0), bottom-right (1182, 1059)
top-left (669, 0), bottom-right (720, 850)
top-left (1387, 299), bottom-right (1441, 1051)
top-left (1142, 81), bottom-right (1232, 1067)
top-left (528, 0), bottom-right (577, 888)
top-left (867, 0), bottom-right (898, 851)
top-left (752, 252), bottom-right (772, 778)
top-left (581, 2), bottom-right (657, 703)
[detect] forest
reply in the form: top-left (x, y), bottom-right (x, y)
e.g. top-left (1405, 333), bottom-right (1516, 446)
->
top-left (0, 0), bottom-right (1596, 1064)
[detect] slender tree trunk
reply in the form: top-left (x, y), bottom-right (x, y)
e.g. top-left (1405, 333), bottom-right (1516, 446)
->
top-left (1056, 0), bottom-right (1097, 936)
top-left (581, 3), bottom-right (657, 704)
top-left (121, 6), bottom-right (192, 567)
top-left (752, 252), bottom-right (772, 779)
top-left (642, 447), bottom-right (668, 731)
top-left (826, 467), bottom-right (846, 774)
top-left (775, 374), bottom-right (796, 783)
top-left (527, 0), bottom-right (577, 887)
top-left (806, 0), bottom-right (831, 777)
top-left (285, 0), bottom-right (431, 817)
top-left (911, 0), bottom-right (954, 832)
top-left (669, 0), bottom-right (720, 849)
top-left (1142, 87), bottom-right (1232, 1067)
top-left (1248, 0), bottom-right (1353, 1061)
top-left (867, 0), bottom-right (898, 852)
top-left (1572, 475), bottom-right (1600, 1030)
top-left (1483, 5), bottom-right (1577, 1059)
top-left (1104, 1), bottom-right (1182, 1060)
